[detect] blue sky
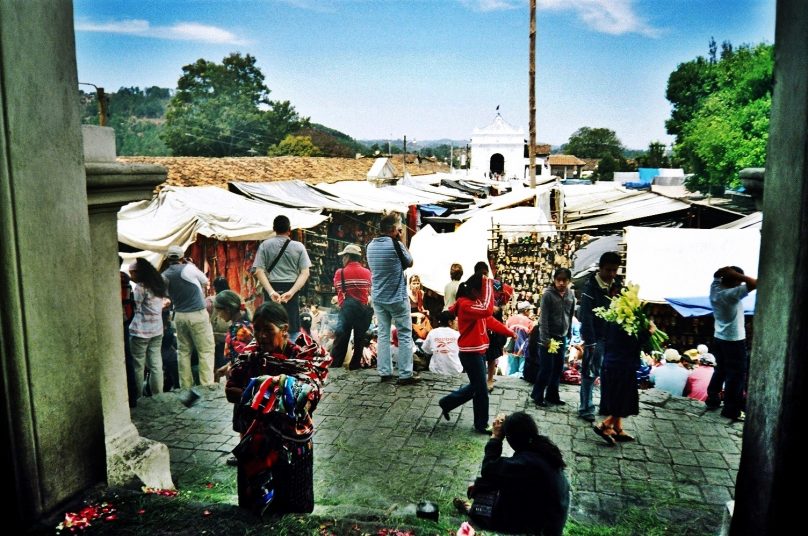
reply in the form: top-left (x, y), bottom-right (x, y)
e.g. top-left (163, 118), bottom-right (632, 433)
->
top-left (74, 0), bottom-right (775, 150)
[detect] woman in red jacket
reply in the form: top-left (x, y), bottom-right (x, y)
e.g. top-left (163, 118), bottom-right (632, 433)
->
top-left (439, 271), bottom-right (515, 434)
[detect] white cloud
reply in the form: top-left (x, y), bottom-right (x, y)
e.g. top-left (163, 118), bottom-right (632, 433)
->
top-left (75, 19), bottom-right (249, 45)
top-left (459, 0), bottom-right (521, 13)
top-left (540, 0), bottom-right (662, 37)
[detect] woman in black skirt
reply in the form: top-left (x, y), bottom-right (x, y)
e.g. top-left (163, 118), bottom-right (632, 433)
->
top-left (593, 320), bottom-right (656, 446)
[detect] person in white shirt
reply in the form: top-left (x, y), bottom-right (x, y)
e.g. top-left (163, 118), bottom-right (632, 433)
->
top-left (650, 348), bottom-right (691, 396)
top-left (422, 310), bottom-right (463, 375)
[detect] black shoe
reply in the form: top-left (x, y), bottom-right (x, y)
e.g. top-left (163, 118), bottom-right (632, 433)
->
top-left (532, 398), bottom-right (547, 408)
top-left (438, 403), bottom-right (451, 421)
top-left (379, 375), bottom-right (395, 383)
top-left (397, 375), bottom-right (421, 386)
top-left (179, 389), bottom-right (201, 408)
top-left (473, 425), bottom-right (493, 435)
top-left (226, 456), bottom-right (238, 467)
top-left (547, 399), bottom-right (566, 406)
top-left (578, 413), bottom-right (596, 422)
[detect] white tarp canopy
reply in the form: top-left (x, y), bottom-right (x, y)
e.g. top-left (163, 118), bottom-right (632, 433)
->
top-left (624, 226), bottom-right (760, 302)
top-left (230, 180), bottom-right (371, 212)
top-left (315, 180), bottom-right (455, 213)
top-left (118, 186), bottom-right (327, 253)
top-left (453, 184), bottom-right (554, 222)
top-left (408, 224), bottom-right (491, 295)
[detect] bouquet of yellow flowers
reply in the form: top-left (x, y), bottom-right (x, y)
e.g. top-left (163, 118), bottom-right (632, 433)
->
top-left (547, 338), bottom-right (562, 354)
top-left (593, 283), bottom-right (668, 352)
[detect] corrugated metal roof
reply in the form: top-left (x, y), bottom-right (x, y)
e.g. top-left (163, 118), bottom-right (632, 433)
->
top-left (562, 183), bottom-right (690, 230)
top-left (714, 211), bottom-right (762, 229)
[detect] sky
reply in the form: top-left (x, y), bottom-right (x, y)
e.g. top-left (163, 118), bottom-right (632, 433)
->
top-left (73, 0), bottom-right (776, 150)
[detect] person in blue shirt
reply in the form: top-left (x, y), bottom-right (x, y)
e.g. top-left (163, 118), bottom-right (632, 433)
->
top-left (706, 266), bottom-right (757, 421)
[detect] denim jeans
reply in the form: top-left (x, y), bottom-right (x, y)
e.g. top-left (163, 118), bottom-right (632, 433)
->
top-left (374, 299), bottom-right (414, 379)
top-left (579, 341), bottom-right (604, 416)
top-left (331, 299), bottom-right (373, 368)
top-left (531, 337), bottom-right (568, 403)
top-left (707, 338), bottom-right (748, 418)
top-left (440, 352), bottom-right (489, 431)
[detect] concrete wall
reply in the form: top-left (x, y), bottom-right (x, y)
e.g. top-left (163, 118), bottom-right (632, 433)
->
top-left (0, 1), bottom-right (106, 523)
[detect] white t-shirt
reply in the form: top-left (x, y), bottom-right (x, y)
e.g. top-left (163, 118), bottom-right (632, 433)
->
top-left (422, 326), bottom-right (463, 375)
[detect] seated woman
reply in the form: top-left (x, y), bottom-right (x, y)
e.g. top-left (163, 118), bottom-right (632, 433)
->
top-left (225, 302), bottom-right (332, 516)
top-left (455, 412), bottom-right (570, 535)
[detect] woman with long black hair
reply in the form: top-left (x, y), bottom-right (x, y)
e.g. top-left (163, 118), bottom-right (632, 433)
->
top-left (128, 257), bottom-right (168, 398)
top-left (439, 270), bottom-right (514, 434)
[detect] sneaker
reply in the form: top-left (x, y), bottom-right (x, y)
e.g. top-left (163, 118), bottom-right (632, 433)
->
top-left (578, 413), bottom-right (596, 422)
top-left (473, 425), bottom-right (493, 435)
top-left (379, 375), bottom-right (395, 383)
top-left (226, 456), bottom-right (238, 466)
top-left (396, 375), bottom-right (421, 386)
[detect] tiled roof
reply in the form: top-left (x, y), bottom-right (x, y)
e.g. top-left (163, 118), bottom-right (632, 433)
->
top-left (548, 154), bottom-right (587, 166)
top-left (117, 155), bottom-right (449, 188)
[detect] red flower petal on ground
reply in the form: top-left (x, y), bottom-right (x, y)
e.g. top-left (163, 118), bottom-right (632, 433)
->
top-left (202, 509), bottom-right (212, 516)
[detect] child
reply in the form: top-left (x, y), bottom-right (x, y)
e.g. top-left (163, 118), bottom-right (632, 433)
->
top-left (422, 310), bottom-right (463, 375)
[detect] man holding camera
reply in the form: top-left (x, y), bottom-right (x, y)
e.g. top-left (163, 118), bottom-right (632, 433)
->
top-left (366, 213), bottom-right (419, 385)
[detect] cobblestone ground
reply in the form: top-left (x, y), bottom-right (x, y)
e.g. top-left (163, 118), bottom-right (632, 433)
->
top-left (133, 369), bottom-right (743, 533)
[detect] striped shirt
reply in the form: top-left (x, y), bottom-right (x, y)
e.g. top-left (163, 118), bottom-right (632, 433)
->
top-left (129, 285), bottom-right (164, 338)
top-left (366, 236), bottom-right (412, 305)
top-left (333, 261), bottom-right (372, 306)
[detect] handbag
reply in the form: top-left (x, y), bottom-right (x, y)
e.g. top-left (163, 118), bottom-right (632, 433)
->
top-left (411, 313), bottom-right (432, 339)
top-left (468, 487), bottom-right (501, 528)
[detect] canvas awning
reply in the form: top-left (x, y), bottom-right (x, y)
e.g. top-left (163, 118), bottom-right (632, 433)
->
top-left (624, 226), bottom-right (760, 303)
top-left (229, 180), bottom-right (371, 212)
top-left (118, 186), bottom-right (327, 254)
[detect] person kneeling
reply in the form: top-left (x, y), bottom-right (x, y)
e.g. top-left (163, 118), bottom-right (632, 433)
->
top-left (455, 412), bottom-right (570, 535)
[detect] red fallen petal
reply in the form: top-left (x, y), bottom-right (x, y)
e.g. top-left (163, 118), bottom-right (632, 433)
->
top-left (202, 509), bottom-right (212, 516)
top-left (105, 514), bottom-right (118, 522)
top-left (137, 509), bottom-right (146, 515)
top-left (206, 482), bottom-right (214, 488)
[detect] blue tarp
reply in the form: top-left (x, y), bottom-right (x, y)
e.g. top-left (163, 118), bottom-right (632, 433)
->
top-left (418, 204), bottom-right (449, 216)
top-left (664, 293), bottom-right (756, 317)
top-left (638, 168), bottom-right (659, 184)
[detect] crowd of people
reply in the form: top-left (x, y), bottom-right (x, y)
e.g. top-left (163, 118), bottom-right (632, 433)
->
top-left (118, 212), bottom-right (754, 530)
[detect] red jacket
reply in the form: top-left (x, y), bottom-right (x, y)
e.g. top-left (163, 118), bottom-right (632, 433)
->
top-left (450, 280), bottom-right (515, 354)
top-left (333, 261), bottom-right (372, 306)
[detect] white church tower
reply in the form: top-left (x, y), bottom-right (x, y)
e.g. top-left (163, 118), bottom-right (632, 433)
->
top-left (470, 113), bottom-right (549, 180)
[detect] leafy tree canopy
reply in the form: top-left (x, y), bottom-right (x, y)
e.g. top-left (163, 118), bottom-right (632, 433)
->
top-left (80, 86), bottom-right (170, 156)
top-left (666, 41), bottom-right (773, 192)
top-left (562, 127), bottom-right (624, 159)
top-left (162, 53), bottom-right (308, 156)
top-left (267, 135), bottom-right (320, 157)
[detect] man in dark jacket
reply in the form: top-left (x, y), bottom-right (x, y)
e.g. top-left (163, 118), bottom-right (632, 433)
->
top-left (577, 251), bottom-right (622, 422)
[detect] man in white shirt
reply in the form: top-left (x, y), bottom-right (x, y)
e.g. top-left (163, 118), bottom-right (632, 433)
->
top-left (422, 310), bottom-right (462, 375)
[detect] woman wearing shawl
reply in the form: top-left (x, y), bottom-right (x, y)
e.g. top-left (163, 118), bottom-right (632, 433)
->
top-left (226, 302), bottom-right (331, 515)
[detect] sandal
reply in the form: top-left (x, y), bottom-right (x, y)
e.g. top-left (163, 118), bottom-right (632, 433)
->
top-left (592, 424), bottom-right (616, 446)
top-left (614, 431), bottom-right (635, 442)
top-left (453, 497), bottom-right (471, 515)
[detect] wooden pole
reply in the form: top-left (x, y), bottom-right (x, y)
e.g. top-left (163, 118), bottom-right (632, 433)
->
top-left (96, 87), bottom-right (107, 127)
top-left (528, 0), bottom-right (536, 189)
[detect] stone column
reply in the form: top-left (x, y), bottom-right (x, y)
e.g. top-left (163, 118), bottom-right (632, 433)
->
top-left (0, 1), bottom-right (105, 524)
top-left (84, 126), bottom-right (173, 489)
top-left (731, 0), bottom-right (808, 533)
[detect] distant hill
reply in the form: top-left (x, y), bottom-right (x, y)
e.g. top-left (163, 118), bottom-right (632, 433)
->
top-left (295, 124), bottom-right (369, 158)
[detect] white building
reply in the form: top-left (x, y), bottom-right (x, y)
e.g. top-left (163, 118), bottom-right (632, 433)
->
top-left (470, 114), bottom-right (549, 180)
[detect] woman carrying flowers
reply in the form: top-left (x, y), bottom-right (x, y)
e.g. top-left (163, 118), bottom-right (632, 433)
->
top-left (593, 284), bottom-right (666, 445)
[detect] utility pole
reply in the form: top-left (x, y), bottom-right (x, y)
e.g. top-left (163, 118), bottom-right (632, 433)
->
top-left (528, 0), bottom-right (537, 189)
top-left (403, 135), bottom-right (407, 176)
top-left (80, 82), bottom-right (107, 126)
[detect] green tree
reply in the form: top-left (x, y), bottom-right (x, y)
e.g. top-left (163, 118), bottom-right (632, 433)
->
top-left (162, 53), bottom-right (307, 156)
top-left (79, 87), bottom-right (171, 156)
top-left (267, 135), bottom-right (320, 157)
top-left (637, 141), bottom-right (670, 168)
top-left (562, 127), bottom-right (624, 159)
top-left (666, 42), bottom-right (773, 192)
